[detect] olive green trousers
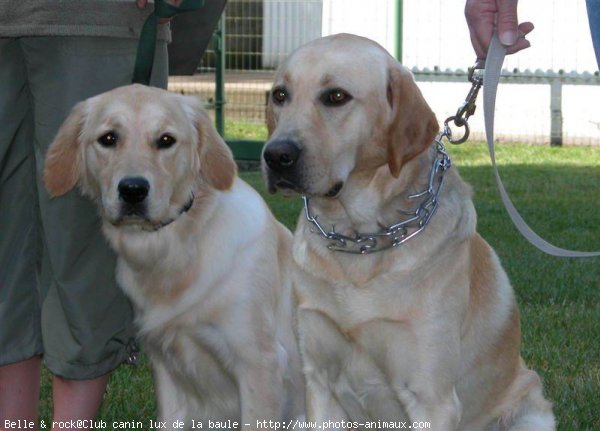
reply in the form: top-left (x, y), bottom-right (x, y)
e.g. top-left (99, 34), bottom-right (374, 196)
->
top-left (0, 36), bottom-right (167, 379)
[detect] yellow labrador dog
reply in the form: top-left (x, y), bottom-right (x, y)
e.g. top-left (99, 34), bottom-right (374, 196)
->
top-left (263, 34), bottom-right (554, 430)
top-left (44, 84), bottom-right (304, 428)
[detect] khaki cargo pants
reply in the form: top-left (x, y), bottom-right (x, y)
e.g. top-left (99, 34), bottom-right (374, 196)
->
top-left (0, 36), bottom-right (167, 379)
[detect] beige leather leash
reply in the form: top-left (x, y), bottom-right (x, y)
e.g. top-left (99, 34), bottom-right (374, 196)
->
top-left (482, 33), bottom-right (600, 257)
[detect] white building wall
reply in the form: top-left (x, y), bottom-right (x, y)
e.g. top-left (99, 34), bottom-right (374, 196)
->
top-left (321, 0), bottom-right (397, 55)
top-left (263, 0), bottom-right (597, 72)
top-left (403, 0), bottom-right (596, 72)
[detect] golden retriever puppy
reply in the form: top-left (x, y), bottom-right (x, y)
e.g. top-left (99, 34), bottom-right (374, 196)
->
top-left (44, 84), bottom-right (304, 429)
top-left (262, 34), bottom-right (554, 431)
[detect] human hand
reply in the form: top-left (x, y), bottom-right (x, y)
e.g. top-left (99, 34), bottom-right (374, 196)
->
top-left (465, 0), bottom-right (534, 62)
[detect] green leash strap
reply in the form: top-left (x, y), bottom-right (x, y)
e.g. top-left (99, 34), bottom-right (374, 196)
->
top-left (133, 0), bottom-right (206, 85)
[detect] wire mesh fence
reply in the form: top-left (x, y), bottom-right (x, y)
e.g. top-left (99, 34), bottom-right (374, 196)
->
top-left (170, 0), bottom-right (273, 144)
top-left (167, 0), bottom-right (600, 157)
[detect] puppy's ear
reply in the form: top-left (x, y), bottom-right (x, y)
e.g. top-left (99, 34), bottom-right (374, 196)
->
top-left (195, 105), bottom-right (237, 191)
top-left (44, 101), bottom-right (86, 196)
top-left (386, 64), bottom-right (439, 177)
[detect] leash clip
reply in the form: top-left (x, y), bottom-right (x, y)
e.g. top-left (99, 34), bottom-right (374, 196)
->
top-left (442, 62), bottom-right (484, 145)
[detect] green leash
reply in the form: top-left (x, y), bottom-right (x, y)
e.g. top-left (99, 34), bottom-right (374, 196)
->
top-left (133, 0), bottom-right (205, 85)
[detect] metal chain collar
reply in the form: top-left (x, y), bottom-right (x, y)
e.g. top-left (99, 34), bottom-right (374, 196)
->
top-left (302, 138), bottom-right (452, 254)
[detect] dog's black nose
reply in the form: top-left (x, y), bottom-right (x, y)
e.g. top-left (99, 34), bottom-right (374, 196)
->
top-left (263, 139), bottom-right (301, 171)
top-left (118, 177), bottom-right (150, 204)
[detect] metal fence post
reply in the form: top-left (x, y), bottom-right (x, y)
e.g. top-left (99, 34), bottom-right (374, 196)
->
top-left (395, 0), bottom-right (403, 62)
top-left (550, 78), bottom-right (563, 146)
top-left (214, 15), bottom-right (226, 137)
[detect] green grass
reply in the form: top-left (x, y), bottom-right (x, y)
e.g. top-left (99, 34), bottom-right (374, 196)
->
top-left (39, 141), bottom-right (599, 430)
top-left (224, 120), bottom-right (267, 141)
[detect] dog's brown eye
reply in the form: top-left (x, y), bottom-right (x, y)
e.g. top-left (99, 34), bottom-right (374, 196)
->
top-left (98, 132), bottom-right (118, 147)
top-left (323, 88), bottom-right (352, 106)
top-left (272, 87), bottom-right (288, 105)
top-left (157, 134), bottom-right (176, 150)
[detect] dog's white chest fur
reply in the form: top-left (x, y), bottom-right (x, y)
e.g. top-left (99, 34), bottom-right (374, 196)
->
top-left (144, 314), bottom-right (241, 420)
top-left (294, 247), bottom-right (470, 423)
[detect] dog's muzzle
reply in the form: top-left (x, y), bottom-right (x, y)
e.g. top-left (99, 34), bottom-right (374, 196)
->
top-left (263, 139), bottom-right (304, 193)
top-left (263, 139), bottom-right (301, 172)
top-left (112, 181), bottom-right (195, 232)
top-left (119, 176), bottom-right (149, 204)
top-left (118, 176), bottom-right (149, 217)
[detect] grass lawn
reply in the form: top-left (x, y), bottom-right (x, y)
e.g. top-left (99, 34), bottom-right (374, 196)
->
top-left (224, 120), bottom-right (267, 141)
top-left (38, 141), bottom-right (599, 430)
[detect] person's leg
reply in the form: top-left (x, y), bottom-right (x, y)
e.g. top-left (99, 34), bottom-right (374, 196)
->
top-left (586, 0), bottom-right (600, 69)
top-left (0, 38), bottom-right (44, 427)
top-left (0, 357), bottom-right (42, 425)
top-left (21, 36), bottom-right (168, 427)
top-left (51, 373), bottom-right (110, 430)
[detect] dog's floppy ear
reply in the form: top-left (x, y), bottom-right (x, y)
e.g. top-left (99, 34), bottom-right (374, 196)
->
top-left (386, 64), bottom-right (439, 177)
top-left (195, 105), bottom-right (237, 191)
top-left (44, 101), bottom-right (86, 196)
